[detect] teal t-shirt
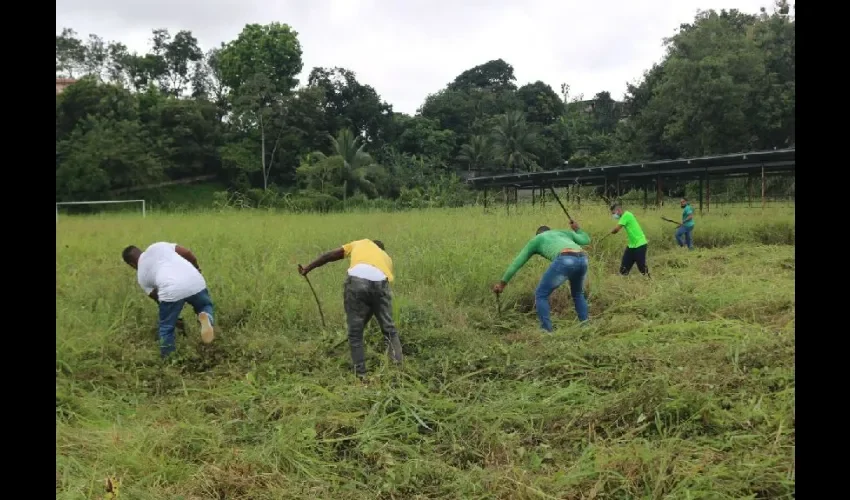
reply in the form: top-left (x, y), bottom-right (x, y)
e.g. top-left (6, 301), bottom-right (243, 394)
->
top-left (501, 229), bottom-right (591, 283)
top-left (682, 204), bottom-right (695, 228)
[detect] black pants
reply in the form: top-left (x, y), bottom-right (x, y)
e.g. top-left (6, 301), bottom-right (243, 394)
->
top-left (620, 244), bottom-right (649, 276)
top-left (343, 276), bottom-right (403, 377)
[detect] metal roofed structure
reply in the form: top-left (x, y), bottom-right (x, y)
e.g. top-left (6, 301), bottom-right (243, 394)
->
top-left (466, 148), bottom-right (795, 213)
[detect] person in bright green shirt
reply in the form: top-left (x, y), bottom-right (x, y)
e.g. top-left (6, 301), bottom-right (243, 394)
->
top-left (675, 197), bottom-right (695, 250)
top-left (609, 203), bottom-right (650, 277)
top-left (492, 221), bottom-right (591, 332)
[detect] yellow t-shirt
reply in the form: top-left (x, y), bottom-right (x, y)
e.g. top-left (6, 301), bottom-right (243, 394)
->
top-left (342, 240), bottom-right (394, 282)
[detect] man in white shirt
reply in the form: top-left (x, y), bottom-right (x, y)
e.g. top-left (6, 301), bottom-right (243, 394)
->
top-left (122, 242), bottom-right (215, 358)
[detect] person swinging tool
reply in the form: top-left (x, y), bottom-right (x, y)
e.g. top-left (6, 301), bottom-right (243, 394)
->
top-left (609, 203), bottom-right (651, 277)
top-left (675, 197), bottom-right (695, 250)
top-left (492, 220), bottom-right (591, 333)
top-left (298, 239), bottom-right (403, 379)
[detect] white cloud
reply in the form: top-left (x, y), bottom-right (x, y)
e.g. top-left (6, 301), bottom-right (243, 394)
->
top-left (56, 0), bottom-right (774, 114)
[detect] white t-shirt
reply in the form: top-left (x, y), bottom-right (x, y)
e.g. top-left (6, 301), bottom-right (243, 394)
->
top-left (347, 263), bottom-right (387, 282)
top-left (137, 242), bottom-right (207, 302)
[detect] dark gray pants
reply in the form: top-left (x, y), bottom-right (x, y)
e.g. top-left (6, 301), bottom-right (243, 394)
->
top-left (343, 275), bottom-right (403, 376)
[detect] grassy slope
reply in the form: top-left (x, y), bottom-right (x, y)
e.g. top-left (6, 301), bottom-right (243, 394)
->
top-left (56, 205), bottom-right (795, 499)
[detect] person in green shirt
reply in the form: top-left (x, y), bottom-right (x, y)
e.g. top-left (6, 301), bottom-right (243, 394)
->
top-left (492, 221), bottom-right (591, 332)
top-left (609, 203), bottom-right (650, 277)
top-left (675, 197), bottom-right (695, 250)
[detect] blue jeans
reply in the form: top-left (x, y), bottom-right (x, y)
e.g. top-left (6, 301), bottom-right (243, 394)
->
top-left (535, 254), bottom-right (589, 332)
top-left (675, 225), bottom-right (694, 249)
top-left (158, 288), bottom-right (214, 358)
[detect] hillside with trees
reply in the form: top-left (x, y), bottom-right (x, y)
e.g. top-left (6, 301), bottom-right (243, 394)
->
top-left (56, 1), bottom-right (794, 210)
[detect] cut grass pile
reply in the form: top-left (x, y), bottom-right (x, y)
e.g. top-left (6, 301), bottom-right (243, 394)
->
top-left (56, 205), bottom-right (795, 499)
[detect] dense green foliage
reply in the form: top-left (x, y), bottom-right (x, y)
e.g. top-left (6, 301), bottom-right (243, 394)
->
top-left (56, 2), bottom-right (794, 207)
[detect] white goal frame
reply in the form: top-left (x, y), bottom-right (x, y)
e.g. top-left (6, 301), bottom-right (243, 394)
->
top-left (56, 199), bottom-right (146, 223)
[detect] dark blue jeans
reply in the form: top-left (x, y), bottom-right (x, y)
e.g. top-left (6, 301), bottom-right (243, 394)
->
top-left (535, 253), bottom-right (589, 332)
top-left (675, 225), bottom-right (694, 249)
top-left (158, 288), bottom-right (214, 358)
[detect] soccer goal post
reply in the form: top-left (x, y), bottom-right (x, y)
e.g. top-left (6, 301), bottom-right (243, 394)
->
top-left (56, 199), bottom-right (147, 223)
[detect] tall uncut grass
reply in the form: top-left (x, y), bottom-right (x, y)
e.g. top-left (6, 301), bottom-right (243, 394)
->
top-left (56, 204), bottom-right (795, 499)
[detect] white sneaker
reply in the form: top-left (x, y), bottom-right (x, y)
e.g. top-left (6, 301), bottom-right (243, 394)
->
top-left (199, 312), bottom-right (214, 344)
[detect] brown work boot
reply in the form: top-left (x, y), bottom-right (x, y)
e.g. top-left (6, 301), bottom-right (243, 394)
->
top-left (199, 312), bottom-right (215, 344)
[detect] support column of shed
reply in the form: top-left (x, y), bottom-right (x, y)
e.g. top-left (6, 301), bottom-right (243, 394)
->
top-left (761, 165), bottom-right (766, 210)
top-left (656, 174), bottom-right (662, 208)
top-left (698, 177), bottom-right (703, 214)
top-left (748, 174), bottom-right (753, 208)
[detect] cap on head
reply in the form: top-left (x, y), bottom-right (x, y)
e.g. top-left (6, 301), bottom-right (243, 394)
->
top-left (536, 225), bottom-right (551, 235)
top-left (371, 239), bottom-right (385, 250)
top-left (122, 245), bottom-right (141, 267)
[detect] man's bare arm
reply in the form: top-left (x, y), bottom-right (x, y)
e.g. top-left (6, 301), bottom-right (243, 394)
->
top-left (149, 289), bottom-right (159, 303)
top-left (300, 248), bottom-right (345, 275)
top-left (175, 245), bottom-right (201, 272)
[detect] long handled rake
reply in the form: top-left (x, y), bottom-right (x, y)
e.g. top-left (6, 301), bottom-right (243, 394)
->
top-left (298, 264), bottom-right (326, 328)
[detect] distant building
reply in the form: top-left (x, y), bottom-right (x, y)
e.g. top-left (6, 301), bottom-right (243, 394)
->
top-left (573, 99), bottom-right (628, 118)
top-left (56, 78), bottom-right (76, 95)
top-left (461, 169), bottom-right (502, 180)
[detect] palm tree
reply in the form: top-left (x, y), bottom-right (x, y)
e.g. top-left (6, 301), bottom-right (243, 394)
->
top-left (312, 129), bottom-right (378, 198)
top-left (491, 111), bottom-right (539, 172)
top-left (457, 135), bottom-right (494, 172)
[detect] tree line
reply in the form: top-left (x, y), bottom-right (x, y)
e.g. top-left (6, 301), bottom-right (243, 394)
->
top-left (55, 1), bottom-right (794, 209)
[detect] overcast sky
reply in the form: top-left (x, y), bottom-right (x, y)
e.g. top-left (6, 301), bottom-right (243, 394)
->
top-left (56, 0), bottom-right (772, 115)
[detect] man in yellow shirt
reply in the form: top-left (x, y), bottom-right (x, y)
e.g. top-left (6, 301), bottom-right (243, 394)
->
top-left (299, 239), bottom-right (403, 378)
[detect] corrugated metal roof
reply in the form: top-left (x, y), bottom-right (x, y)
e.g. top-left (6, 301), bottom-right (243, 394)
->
top-left (466, 148), bottom-right (796, 188)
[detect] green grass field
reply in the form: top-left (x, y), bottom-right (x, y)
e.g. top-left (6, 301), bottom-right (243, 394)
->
top-left (56, 205), bottom-right (795, 499)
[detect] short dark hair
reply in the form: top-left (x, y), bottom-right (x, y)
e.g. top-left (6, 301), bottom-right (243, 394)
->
top-left (536, 225), bottom-right (550, 234)
top-left (681, 197), bottom-right (689, 202)
top-left (610, 203), bottom-right (621, 211)
top-left (122, 245), bottom-right (140, 264)
top-left (372, 240), bottom-right (385, 250)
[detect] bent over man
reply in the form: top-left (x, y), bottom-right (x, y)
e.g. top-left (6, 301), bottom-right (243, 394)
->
top-left (122, 242), bottom-right (215, 358)
top-left (299, 239), bottom-right (403, 378)
top-left (493, 221), bottom-right (591, 332)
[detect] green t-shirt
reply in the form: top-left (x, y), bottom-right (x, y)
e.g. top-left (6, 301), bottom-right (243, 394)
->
top-left (682, 204), bottom-right (695, 228)
top-left (501, 229), bottom-right (591, 283)
top-left (619, 211), bottom-right (648, 248)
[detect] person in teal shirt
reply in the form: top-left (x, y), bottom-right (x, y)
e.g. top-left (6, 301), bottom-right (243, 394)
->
top-left (675, 197), bottom-right (695, 250)
top-left (492, 221), bottom-right (591, 332)
top-left (609, 203), bottom-right (650, 277)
